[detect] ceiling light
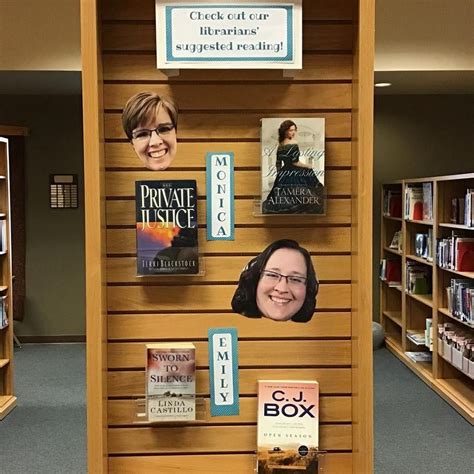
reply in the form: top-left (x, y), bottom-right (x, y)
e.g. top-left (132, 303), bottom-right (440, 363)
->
top-left (375, 82), bottom-right (392, 88)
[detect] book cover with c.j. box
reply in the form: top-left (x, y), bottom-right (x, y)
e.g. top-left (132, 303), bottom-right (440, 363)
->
top-left (257, 380), bottom-right (319, 473)
top-left (261, 118), bottom-right (325, 215)
top-left (146, 343), bottom-right (196, 422)
top-left (135, 180), bottom-right (199, 275)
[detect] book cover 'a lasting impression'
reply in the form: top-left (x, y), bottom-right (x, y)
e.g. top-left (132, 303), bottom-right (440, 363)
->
top-left (135, 180), bottom-right (199, 275)
top-left (261, 118), bottom-right (325, 215)
top-left (146, 343), bottom-right (196, 422)
top-left (257, 380), bottom-right (319, 473)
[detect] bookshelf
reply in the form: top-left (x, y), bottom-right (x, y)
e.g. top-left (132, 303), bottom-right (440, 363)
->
top-left (381, 175), bottom-right (474, 424)
top-left (0, 137), bottom-right (15, 420)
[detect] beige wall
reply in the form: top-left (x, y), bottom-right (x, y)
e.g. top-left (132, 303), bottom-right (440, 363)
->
top-left (0, 95), bottom-right (85, 336)
top-left (375, 0), bottom-right (474, 71)
top-left (373, 94), bottom-right (474, 320)
top-left (0, 0), bottom-right (80, 71)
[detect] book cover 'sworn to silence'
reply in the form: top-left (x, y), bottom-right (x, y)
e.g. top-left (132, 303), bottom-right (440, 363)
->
top-left (146, 343), bottom-right (196, 422)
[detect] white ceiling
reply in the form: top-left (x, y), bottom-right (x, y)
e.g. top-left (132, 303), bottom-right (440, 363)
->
top-left (0, 0), bottom-right (472, 95)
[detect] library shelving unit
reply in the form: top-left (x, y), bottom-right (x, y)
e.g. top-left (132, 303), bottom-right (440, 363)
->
top-left (0, 137), bottom-right (15, 420)
top-left (381, 175), bottom-right (474, 424)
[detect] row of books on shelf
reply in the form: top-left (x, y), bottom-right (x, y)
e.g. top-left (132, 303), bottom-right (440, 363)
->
top-left (437, 323), bottom-right (474, 379)
top-left (436, 234), bottom-right (474, 272)
top-left (404, 183), bottom-right (433, 221)
top-left (384, 185), bottom-right (474, 225)
top-left (451, 188), bottom-right (474, 227)
top-left (446, 279), bottom-right (474, 326)
top-left (0, 295), bottom-right (7, 329)
top-left (406, 261), bottom-right (431, 295)
top-left (406, 318), bottom-right (433, 350)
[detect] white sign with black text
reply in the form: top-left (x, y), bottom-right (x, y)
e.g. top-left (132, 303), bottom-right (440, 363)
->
top-left (156, 0), bottom-right (302, 69)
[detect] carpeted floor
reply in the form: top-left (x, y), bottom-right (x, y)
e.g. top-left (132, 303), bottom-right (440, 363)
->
top-left (0, 344), bottom-right (86, 473)
top-left (0, 344), bottom-right (472, 473)
top-left (373, 348), bottom-right (473, 474)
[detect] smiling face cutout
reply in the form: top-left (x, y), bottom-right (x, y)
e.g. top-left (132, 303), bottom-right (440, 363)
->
top-left (255, 248), bottom-right (307, 322)
top-left (131, 106), bottom-right (177, 171)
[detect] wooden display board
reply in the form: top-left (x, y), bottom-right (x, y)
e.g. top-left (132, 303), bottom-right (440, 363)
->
top-left (81, 0), bottom-right (375, 472)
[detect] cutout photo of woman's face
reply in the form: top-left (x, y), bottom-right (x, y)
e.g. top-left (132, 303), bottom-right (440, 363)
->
top-left (256, 248), bottom-right (307, 321)
top-left (131, 106), bottom-right (177, 171)
top-left (231, 239), bottom-right (318, 323)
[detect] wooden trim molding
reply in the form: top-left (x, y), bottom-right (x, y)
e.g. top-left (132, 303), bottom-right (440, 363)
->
top-left (351, 0), bottom-right (375, 472)
top-left (81, 0), bottom-right (108, 472)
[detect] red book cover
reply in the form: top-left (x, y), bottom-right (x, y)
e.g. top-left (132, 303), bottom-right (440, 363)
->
top-left (389, 194), bottom-right (402, 218)
top-left (456, 239), bottom-right (474, 272)
top-left (386, 259), bottom-right (401, 284)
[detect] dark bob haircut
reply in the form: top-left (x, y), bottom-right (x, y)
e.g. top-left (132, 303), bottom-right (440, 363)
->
top-left (231, 239), bottom-right (319, 323)
top-left (278, 120), bottom-right (297, 144)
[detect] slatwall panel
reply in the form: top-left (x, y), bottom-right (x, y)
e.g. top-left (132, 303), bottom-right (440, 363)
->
top-left (101, 0), bottom-right (354, 471)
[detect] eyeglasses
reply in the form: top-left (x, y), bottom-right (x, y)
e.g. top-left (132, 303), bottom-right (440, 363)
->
top-left (261, 270), bottom-right (307, 287)
top-left (131, 123), bottom-right (175, 142)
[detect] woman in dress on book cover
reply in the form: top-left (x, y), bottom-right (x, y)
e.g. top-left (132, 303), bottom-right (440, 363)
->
top-left (122, 91), bottom-right (178, 171)
top-left (262, 120), bottom-right (323, 214)
top-left (231, 239), bottom-right (319, 322)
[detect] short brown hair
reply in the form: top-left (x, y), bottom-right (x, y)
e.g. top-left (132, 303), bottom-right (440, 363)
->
top-left (122, 92), bottom-right (178, 140)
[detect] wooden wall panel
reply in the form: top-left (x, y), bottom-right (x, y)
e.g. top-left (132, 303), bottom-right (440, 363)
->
top-left (106, 284), bottom-right (350, 312)
top-left (105, 141), bottom-right (352, 168)
top-left (108, 369), bottom-right (352, 397)
top-left (108, 396), bottom-right (352, 425)
top-left (106, 255), bottom-right (351, 282)
top-left (103, 54), bottom-right (353, 81)
top-left (105, 169), bottom-right (351, 197)
top-left (104, 113), bottom-right (352, 139)
top-left (104, 83), bottom-right (352, 110)
top-left (107, 425), bottom-right (352, 454)
top-left (102, 24), bottom-right (352, 52)
top-left (102, 0), bottom-right (354, 21)
top-left (82, 0), bottom-right (375, 470)
top-left (107, 227), bottom-right (351, 254)
top-left (108, 453), bottom-right (353, 474)
top-left (108, 425), bottom-right (352, 454)
top-left (106, 199), bottom-right (351, 227)
top-left (107, 341), bottom-right (351, 369)
top-left (107, 312), bottom-right (351, 340)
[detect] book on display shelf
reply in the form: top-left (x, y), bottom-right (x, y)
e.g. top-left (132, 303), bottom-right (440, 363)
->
top-left (422, 182), bottom-right (433, 221)
top-left (260, 118), bottom-right (325, 215)
top-left (383, 189), bottom-right (402, 218)
top-left (406, 262), bottom-right (431, 295)
top-left (0, 295), bottom-right (7, 329)
top-left (389, 230), bottom-right (402, 252)
top-left (135, 180), bottom-right (199, 275)
top-left (380, 258), bottom-right (402, 287)
top-left (404, 185), bottom-right (424, 221)
top-left (405, 351), bottom-right (432, 363)
top-left (257, 380), bottom-right (320, 473)
top-left (146, 343), bottom-right (196, 422)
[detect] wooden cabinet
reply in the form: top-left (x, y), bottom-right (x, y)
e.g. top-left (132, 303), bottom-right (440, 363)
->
top-left (0, 137), bottom-right (16, 420)
top-left (381, 175), bottom-right (474, 424)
